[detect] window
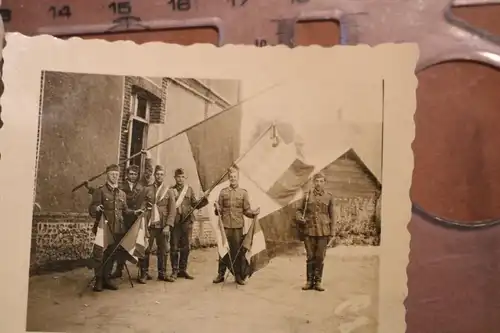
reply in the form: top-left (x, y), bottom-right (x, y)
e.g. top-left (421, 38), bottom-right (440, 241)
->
top-left (127, 92), bottom-right (151, 172)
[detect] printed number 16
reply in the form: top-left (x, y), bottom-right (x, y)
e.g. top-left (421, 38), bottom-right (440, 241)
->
top-left (168, 0), bottom-right (191, 11)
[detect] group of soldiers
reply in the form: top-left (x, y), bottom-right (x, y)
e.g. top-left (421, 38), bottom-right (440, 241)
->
top-left (85, 150), bottom-right (335, 293)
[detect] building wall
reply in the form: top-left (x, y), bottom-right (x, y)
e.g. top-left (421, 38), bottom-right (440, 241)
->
top-left (35, 72), bottom-right (124, 213)
top-left (147, 78), bottom-right (239, 218)
top-left (30, 76), bottom-right (242, 274)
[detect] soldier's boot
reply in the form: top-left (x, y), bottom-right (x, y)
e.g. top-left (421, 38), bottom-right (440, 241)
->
top-left (137, 259), bottom-right (147, 284)
top-left (110, 260), bottom-right (124, 279)
top-left (93, 268), bottom-right (104, 292)
top-left (143, 255), bottom-right (153, 280)
top-left (162, 253), bottom-right (175, 283)
top-left (103, 279), bottom-right (119, 290)
top-left (302, 262), bottom-right (314, 290)
top-left (157, 254), bottom-right (167, 280)
top-left (314, 264), bottom-right (325, 292)
top-left (213, 261), bottom-right (226, 284)
top-left (158, 254), bottom-right (175, 282)
top-left (234, 263), bottom-right (246, 286)
top-left (137, 272), bottom-right (147, 284)
top-left (102, 260), bottom-right (118, 291)
top-left (102, 275), bottom-right (118, 291)
top-left (235, 276), bottom-right (246, 286)
top-left (142, 255), bottom-right (152, 281)
top-left (178, 250), bottom-right (194, 280)
top-left (169, 251), bottom-right (179, 281)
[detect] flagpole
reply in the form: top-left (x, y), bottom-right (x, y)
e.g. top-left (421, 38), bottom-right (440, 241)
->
top-left (215, 211), bottom-right (237, 287)
top-left (174, 124), bottom-right (274, 228)
top-left (72, 81), bottom-right (284, 193)
top-left (227, 215), bottom-right (258, 282)
top-left (80, 211), bottom-right (147, 295)
top-left (82, 124), bottom-right (273, 294)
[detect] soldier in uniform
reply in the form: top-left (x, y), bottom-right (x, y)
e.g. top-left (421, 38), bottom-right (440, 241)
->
top-left (110, 164), bottom-right (147, 279)
top-left (295, 172), bottom-right (334, 292)
top-left (89, 164), bottom-right (144, 292)
top-left (84, 151), bottom-right (154, 195)
top-left (139, 165), bottom-right (176, 283)
top-left (213, 166), bottom-right (260, 286)
top-left (168, 168), bottom-right (209, 281)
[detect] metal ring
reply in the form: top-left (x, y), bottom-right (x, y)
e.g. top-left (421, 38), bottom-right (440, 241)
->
top-left (412, 202), bottom-right (500, 229)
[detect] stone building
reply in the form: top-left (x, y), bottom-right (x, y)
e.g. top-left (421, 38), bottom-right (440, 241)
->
top-left (31, 71), bottom-right (241, 274)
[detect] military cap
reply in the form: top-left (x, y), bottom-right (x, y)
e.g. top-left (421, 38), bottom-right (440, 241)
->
top-left (127, 165), bottom-right (140, 173)
top-left (106, 164), bottom-right (119, 172)
top-left (174, 168), bottom-right (185, 176)
top-left (154, 165), bottom-right (165, 173)
top-left (313, 172), bottom-right (326, 180)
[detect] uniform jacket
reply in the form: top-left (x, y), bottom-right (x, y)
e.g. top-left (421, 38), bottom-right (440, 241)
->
top-left (120, 181), bottom-right (146, 227)
top-left (296, 188), bottom-right (334, 237)
top-left (144, 182), bottom-right (176, 229)
top-left (120, 181), bottom-right (146, 210)
top-left (89, 183), bottom-right (133, 234)
top-left (170, 184), bottom-right (209, 225)
top-left (215, 185), bottom-right (257, 229)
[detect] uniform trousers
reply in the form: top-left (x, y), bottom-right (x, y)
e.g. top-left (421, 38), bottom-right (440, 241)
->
top-left (304, 235), bottom-right (329, 281)
top-left (113, 216), bottom-right (136, 272)
top-left (140, 227), bottom-right (170, 277)
top-left (170, 222), bottom-right (193, 273)
top-left (94, 232), bottom-right (126, 282)
top-left (217, 227), bottom-right (244, 277)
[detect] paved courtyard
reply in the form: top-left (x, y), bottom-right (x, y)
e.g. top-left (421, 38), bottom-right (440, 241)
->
top-left (27, 246), bottom-right (379, 333)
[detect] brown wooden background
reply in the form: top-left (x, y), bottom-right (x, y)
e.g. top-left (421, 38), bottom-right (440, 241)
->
top-left (2, 0), bottom-right (500, 332)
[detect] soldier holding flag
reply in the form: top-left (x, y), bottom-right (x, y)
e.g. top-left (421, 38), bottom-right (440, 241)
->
top-left (295, 172), bottom-right (335, 292)
top-left (109, 164), bottom-right (147, 279)
top-left (139, 165), bottom-right (177, 283)
top-left (213, 166), bottom-right (260, 286)
top-left (89, 164), bottom-right (144, 292)
top-left (167, 168), bottom-right (209, 281)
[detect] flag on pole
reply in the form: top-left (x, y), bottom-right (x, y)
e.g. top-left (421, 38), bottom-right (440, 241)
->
top-left (204, 128), bottom-right (313, 278)
top-left (237, 131), bottom-right (314, 207)
top-left (119, 214), bottom-right (148, 264)
top-left (91, 214), bottom-right (115, 265)
top-left (209, 214), bottom-right (230, 259)
top-left (241, 217), bottom-right (269, 278)
top-left (185, 91), bottom-right (243, 192)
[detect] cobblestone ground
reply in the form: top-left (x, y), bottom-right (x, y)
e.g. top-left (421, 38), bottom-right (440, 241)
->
top-left (27, 246), bottom-right (379, 333)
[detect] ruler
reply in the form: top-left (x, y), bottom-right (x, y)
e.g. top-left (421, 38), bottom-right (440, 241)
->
top-left (2, 2), bottom-right (500, 333)
top-left (0, 0), bottom-right (345, 46)
top-left (1, 0), bottom-right (500, 226)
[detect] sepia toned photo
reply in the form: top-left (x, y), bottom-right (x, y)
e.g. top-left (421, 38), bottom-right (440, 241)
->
top-left (0, 34), bottom-right (418, 333)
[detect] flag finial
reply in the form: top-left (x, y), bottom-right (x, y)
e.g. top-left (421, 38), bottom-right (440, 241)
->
top-left (271, 122), bottom-right (280, 148)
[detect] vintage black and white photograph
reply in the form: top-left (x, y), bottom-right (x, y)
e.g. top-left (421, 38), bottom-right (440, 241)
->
top-left (27, 71), bottom-right (383, 333)
top-left (1, 36), bottom-right (417, 333)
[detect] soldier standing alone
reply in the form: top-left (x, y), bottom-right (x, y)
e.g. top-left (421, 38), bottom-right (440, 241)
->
top-left (89, 164), bottom-right (143, 292)
top-left (295, 172), bottom-right (334, 292)
top-left (167, 168), bottom-right (209, 281)
top-left (213, 166), bottom-right (260, 286)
